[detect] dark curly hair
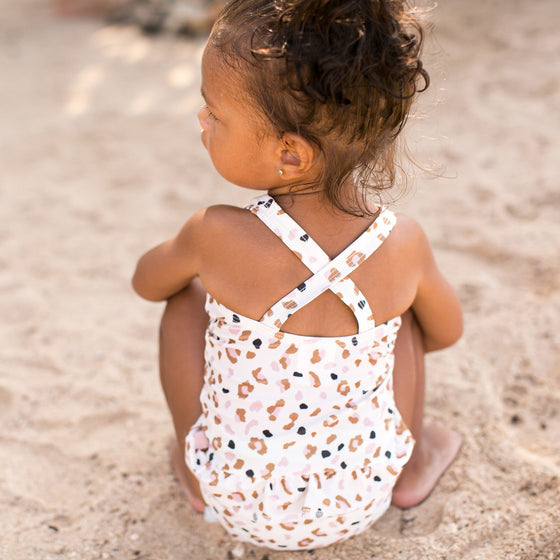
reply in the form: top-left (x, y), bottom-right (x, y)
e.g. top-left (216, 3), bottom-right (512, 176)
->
top-left (210, 0), bottom-right (429, 215)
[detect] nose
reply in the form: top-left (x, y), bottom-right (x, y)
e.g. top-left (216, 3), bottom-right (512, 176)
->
top-left (198, 106), bottom-right (210, 131)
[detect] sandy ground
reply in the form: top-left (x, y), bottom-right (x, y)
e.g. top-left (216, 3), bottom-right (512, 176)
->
top-left (1, 1), bottom-right (559, 558)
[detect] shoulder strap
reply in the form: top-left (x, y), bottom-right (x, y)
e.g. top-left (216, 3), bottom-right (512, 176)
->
top-left (247, 195), bottom-right (396, 332)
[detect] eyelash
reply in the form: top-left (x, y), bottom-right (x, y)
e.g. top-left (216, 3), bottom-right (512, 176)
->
top-left (205, 105), bottom-right (218, 121)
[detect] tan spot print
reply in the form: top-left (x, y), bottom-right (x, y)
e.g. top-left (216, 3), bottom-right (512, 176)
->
top-left (228, 491), bottom-right (246, 502)
top-left (326, 434), bottom-right (337, 444)
top-left (211, 436), bottom-right (222, 449)
top-left (310, 349), bottom-right (322, 364)
top-left (345, 250), bottom-right (366, 267)
top-left (226, 347), bottom-right (241, 363)
top-left (280, 378), bottom-right (290, 391)
top-left (251, 367), bottom-right (267, 384)
top-left (249, 437), bottom-right (268, 455)
top-left (305, 444), bottom-right (317, 458)
top-left (282, 299), bottom-right (297, 310)
top-left (387, 465), bottom-right (398, 476)
top-left (312, 528), bottom-right (327, 537)
top-left (337, 381), bottom-right (350, 395)
top-left (283, 441), bottom-right (295, 449)
top-left (280, 522), bottom-right (295, 531)
top-left (281, 479), bottom-right (293, 495)
top-left (237, 381), bottom-right (254, 399)
top-left (246, 351), bottom-right (256, 359)
top-left (342, 349), bottom-right (350, 359)
top-left (336, 495), bottom-right (351, 509)
top-left (309, 371), bottom-right (321, 387)
top-left (279, 356), bottom-right (289, 370)
top-left (298, 538), bottom-right (314, 547)
top-left (236, 408), bottom-right (246, 422)
top-left (328, 267), bottom-right (341, 282)
top-left (348, 435), bottom-right (363, 451)
top-left (323, 414), bottom-right (339, 428)
top-left (283, 412), bottom-right (299, 430)
top-left (268, 338), bottom-right (281, 349)
top-left (286, 343), bottom-right (298, 354)
top-left (233, 459), bottom-right (244, 469)
top-left (264, 463), bottom-right (275, 477)
top-left (267, 399), bottom-right (285, 420)
top-left (348, 415), bottom-right (359, 424)
top-left (238, 330), bottom-right (252, 341)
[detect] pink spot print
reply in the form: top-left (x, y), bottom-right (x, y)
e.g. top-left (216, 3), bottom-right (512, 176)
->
top-left (278, 456), bottom-right (289, 468)
top-left (245, 419), bottom-right (258, 435)
top-left (225, 451), bottom-right (235, 462)
top-left (249, 401), bottom-right (263, 412)
top-left (295, 390), bottom-right (303, 400)
top-left (224, 424), bottom-right (235, 435)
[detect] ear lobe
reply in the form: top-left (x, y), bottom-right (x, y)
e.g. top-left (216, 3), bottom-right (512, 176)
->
top-left (280, 132), bottom-right (316, 176)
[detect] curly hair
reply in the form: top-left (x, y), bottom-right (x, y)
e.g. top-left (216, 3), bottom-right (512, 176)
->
top-left (210, 0), bottom-right (429, 215)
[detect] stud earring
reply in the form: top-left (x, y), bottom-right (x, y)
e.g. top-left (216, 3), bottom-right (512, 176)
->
top-left (278, 169), bottom-right (284, 176)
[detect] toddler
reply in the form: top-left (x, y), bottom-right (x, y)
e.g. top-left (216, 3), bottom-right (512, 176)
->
top-left (133, 0), bottom-right (463, 550)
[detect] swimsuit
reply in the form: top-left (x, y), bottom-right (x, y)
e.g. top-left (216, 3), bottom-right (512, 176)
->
top-left (185, 195), bottom-right (414, 550)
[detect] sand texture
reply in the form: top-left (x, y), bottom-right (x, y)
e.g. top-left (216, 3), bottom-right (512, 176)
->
top-left (1, 0), bottom-right (559, 558)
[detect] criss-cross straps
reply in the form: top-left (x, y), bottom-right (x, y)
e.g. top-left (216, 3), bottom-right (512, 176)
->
top-left (246, 195), bottom-right (396, 333)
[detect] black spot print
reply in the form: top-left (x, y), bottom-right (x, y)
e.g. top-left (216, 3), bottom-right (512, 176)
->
top-left (341, 461), bottom-right (347, 469)
top-left (351, 520), bottom-right (360, 525)
top-left (315, 509), bottom-right (323, 518)
top-left (337, 443), bottom-right (344, 451)
top-left (222, 388), bottom-right (230, 393)
top-left (369, 430), bottom-right (376, 439)
top-left (298, 487), bottom-right (306, 492)
top-left (357, 300), bottom-right (366, 309)
top-left (293, 372), bottom-right (303, 377)
top-left (330, 373), bottom-right (338, 380)
top-left (300, 234), bottom-right (309, 242)
top-left (388, 407), bottom-right (393, 414)
top-left (209, 453), bottom-right (214, 461)
top-left (297, 427), bottom-right (306, 435)
top-left (232, 314), bottom-right (240, 323)
top-left (297, 282), bottom-right (306, 292)
top-left (228, 440), bottom-right (235, 449)
top-left (321, 450), bottom-right (331, 458)
top-left (253, 338), bottom-right (262, 349)
top-left (246, 469), bottom-right (254, 477)
top-left (269, 483), bottom-right (274, 490)
top-left (196, 459), bottom-right (201, 466)
top-left (263, 429), bottom-right (273, 438)
top-left (351, 337), bottom-right (358, 346)
top-left (299, 403), bottom-right (308, 409)
top-left (264, 199), bottom-right (273, 208)
top-left (362, 389), bottom-right (368, 395)
top-left (385, 451), bottom-right (391, 458)
top-left (374, 476), bottom-right (381, 482)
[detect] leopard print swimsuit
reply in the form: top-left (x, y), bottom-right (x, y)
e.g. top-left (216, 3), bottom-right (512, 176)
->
top-left (185, 195), bottom-right (414, 550)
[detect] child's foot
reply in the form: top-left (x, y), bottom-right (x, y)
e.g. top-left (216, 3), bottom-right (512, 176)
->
top-left (391, 418), bottom-right (462, 509)
top-left (169, 440), bottom-right (206, 513)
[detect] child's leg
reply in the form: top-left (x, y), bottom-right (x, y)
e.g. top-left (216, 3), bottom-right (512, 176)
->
top-left (159, 278), bottom-right (208, 513)
top-left (391, 310), bottom-right (462, 509)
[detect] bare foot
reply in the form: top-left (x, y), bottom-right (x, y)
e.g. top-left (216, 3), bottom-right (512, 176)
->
top-left (391, 419), bottom-right (462, 509)
top-left (169, 440), bottom-right (206, 513)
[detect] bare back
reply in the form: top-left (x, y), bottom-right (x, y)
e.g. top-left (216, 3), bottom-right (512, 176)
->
top-left (197, 195), bottom-right (420, 337)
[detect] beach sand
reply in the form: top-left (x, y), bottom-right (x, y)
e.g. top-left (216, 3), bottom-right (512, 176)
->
top-left (1, 1), bottom-right (559, 558)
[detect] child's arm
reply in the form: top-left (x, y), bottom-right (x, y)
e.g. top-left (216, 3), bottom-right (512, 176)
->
top-left (407, 219), bottom-right (463, 353)
top-left (132, 209), bottom-right (206, 302)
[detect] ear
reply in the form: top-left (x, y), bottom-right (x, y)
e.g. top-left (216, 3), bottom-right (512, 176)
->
top-left (279, 132), bottom-right (317, 178)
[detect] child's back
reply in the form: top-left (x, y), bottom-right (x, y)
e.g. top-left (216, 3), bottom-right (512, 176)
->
top-left (133, 0), bottom-right (464, 551)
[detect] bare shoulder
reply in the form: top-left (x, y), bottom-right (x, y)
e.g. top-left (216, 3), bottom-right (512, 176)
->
top-left (389, 213), bottom-right (431, 254)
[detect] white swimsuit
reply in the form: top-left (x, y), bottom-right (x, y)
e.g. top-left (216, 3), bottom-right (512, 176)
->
top-left (185, 195), bottom-right (414, 550)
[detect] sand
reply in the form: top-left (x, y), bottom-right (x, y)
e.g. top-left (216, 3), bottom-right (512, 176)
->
top-left (1, 1), bottom-right (559, 558)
